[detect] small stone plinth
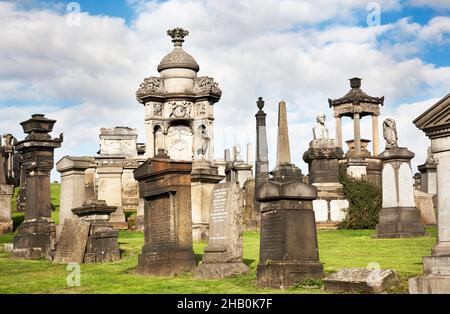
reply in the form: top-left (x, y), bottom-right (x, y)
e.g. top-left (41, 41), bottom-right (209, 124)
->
top-left (303, 139), bottom-right (344, 184)
top-left (256, 164), bottom-right (324, 289)
top-left (324, 268), bottom-right (401, 293)
top-left (54, 200), bottom-right (120, 264)
top-left (196, 182), bottom-right (249, 279)
top-left (374, 147), bottom-right (425, 238)
top-left (10, 218), bottom-right (56, 260)
top-left (409, 256), bottom-right (450, 294)
top-left (133, 150), bottom-right (196, 276)
top-left (74, 200), bottom-right (120, 263)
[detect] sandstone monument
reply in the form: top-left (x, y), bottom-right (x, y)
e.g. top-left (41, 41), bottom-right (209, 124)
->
top-left (303, 113), bottom-right (348, 228)
top-left (136, 28), bottom-right (226, 241)
top-left (11, 114), bottom-right (63, 260)
top-left (133, 149), bottom-right (196, 276)
top-left (374, 118), bottom-right (425, 238)
top-left (410, 93), bottom-right (450, 293)
top-left (196, 182), bottom-right (249, 279)
top-left (255, 99), bottom-right (323, 289)
top-left (328, 78), bottom-right (384, 186)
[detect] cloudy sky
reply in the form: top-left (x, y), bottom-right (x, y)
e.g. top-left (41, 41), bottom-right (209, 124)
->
top-left (1, 0), bottom-right (449, 180)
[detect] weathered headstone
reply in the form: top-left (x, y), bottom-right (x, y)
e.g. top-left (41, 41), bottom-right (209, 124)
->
top-left (53, 219), bottom-right (90, 263)
top-left (374, 118), bottom-right (425, 238)
top-left (414, 190), bottom-right (436, 226)
top-left (255, 99), bottom-right (323, 289)
top-left (243, 178), bottom-right (260, 230)
top-left (196, 182), bottom-right (249, 279)
top-left (133, 149), bottom-right (196, 276)
top-left (324, 268), bottom-right (401, 293)
top-left (11, 114), bottom-right (62, 260)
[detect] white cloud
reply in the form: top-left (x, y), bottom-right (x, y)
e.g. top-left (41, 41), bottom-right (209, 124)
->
top-left (409, 0), bottom-right (450, 10)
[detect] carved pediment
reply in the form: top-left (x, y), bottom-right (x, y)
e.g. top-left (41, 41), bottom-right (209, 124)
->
top-left (413, 93), bottom-right (450, 139)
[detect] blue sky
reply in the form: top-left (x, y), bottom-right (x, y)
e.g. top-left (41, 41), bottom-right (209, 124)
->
top-left (1, 0), bottom-right (450, 179)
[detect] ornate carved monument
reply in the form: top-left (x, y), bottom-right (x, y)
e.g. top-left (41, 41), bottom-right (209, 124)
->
top-left (303, 113), bottom-right (348, 228)
top-left (374, 118), bottom-right (425, 238)
top-left (256, 99), bottom-right (323, 289)
top-left (328, 78), bottom-right (384, 185)
top-left (11, 114), bottom-right (63, 260)
top-left (410, 93), bottom-right (450, 293)
top-left (136, 28), bottom-right (224, 240)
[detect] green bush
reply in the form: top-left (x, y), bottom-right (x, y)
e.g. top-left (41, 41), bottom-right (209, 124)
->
top-left (338, 166), bottom-right (382, 229)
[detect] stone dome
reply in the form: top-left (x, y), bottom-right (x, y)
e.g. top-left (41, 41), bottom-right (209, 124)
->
top-left (157, 47), bottom-right (199, 72)
top-left (157, 27), bottom-right (199, 73)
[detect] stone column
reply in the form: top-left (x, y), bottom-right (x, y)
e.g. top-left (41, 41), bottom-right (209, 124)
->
top-left (276, 101), bottom-right (291, 165)
top-left (335, 115), bottom-right (343, 149)
top-left (372, 114), bottom-right (379, 156)
top-left (354, 112), bottom-right (362, 157)
top-left (246, 143), bottom-right (254, 168)
top-left (144, 120), bottom-right (154, 158)
top-left (84, 166), bottom-right (97, 201)
top-left (11, 114), bottom-right (62, 260)
top-left (56, 157), bottom-right (91, 228)
top-left (255, 97), bottom-right (269, 219)
top-left (97, 166), bottom-right (126, 229)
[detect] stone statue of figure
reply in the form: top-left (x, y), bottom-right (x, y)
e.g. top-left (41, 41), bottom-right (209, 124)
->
top-left (233, 144), bottom-right (242, 161)
top-left (313, 113), bottom-right (330, 140)
top-left (383, 118), bottom-right (398, 149)
top-left (195, 125), bottom-right (209, 158)
top-left (426, 146), bottom-right (435, 165)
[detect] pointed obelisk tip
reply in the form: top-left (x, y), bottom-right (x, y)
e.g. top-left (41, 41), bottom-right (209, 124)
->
top-left (276, 100), bottom-right (291, 165)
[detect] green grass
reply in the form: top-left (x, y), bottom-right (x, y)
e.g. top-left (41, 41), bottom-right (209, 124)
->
top-left (0, 228), bottom-right (437, 294)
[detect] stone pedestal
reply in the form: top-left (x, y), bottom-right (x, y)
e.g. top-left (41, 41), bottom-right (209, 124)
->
top-left (56, 156), bottom-right (92, 235)
top-left (97, 166), bottom-right (127, 229)
top-left (191, 159), bottom-right (224, 242)
top-left (74, 200), bottom-right (120, 263)
top-left (136, 197), bottom-right (145, 231)
top-left (303, 139), bottom-right (348, 227)
top-left (366, 157), bottom-right (383, 188)
top-left (418, 162), bottom-right (437, 195)
top-left (346, 158), bottom-right (368, 179)
top-left (0, 184), bottom-right (14, 234)
top-left (256, 165), bottom-right (323, 289)
top-left (243, 178), bottom-right (260, 230)
top-left (196, 182), bottom-right (249, 279)
top-left (374, 147), bottom-right (425, 238)
top-left (11, 114), bottom-right (62, 260)
top-left (133, 150), bottom-right (196, 276)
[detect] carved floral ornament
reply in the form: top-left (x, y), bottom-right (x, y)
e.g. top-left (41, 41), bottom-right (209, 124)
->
top-left (169, 101), bottom-right (192, 119)
top-left (193, 77), bottom-right (222, 96)
top-left (136, 77), bottom-right (165, 98)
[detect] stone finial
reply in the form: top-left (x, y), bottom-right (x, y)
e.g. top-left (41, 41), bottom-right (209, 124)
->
top-left (276, 100), bottom-right (292, 165)
top-left (167, 27), bottom-right (189, 47)
top-left (349, 77), bottom-right (362, 89)
top-left (257, 97), bottom-right (265, 111)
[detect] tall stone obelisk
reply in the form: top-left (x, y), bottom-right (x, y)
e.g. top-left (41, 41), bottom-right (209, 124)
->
top-left (256, 100), bottom-right (323, 289)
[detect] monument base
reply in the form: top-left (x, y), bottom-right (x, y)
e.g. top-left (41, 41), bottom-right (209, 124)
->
top-left (110, 221), bottom-right (128, 230)
top-left (84, 222), bottom-right (120, 263)
top-left (136, 247), bottom-right (196, 276)
top-left (0, 221), bottom-right (13, 234)
top-left (374, 206), bottom-right (426, 238)
top-left (409, 256), bottom-right (450, 293)
top-left (256, 261), bottom-right (324, 289)
top-left (11, 218), bottom-right (56, 260)
top-left (192, 223), bottom-right (209, 242)
top-left (196, 262), bottom-right (249, 279)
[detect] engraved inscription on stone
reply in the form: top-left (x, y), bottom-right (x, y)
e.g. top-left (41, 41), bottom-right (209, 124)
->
top-left (149, 194), bottom-right (176, 249)
top-left (208, 187), bottom-right (229, 249)
top-left (260, 211), bottom-right (282, 260)
top-left (54, 219), bottom-right (90, 264)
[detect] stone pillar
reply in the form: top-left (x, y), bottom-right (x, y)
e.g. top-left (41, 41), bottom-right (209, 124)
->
top-left (97, 166), bottom-right (127, 229)
top-left (372, 114), bottom-right (379, 156)
top-left (133, 149), bottom-right (196, 276)
top-left (11, 114), bottom-right (62, 260)
top-left (335, 115), bottom-right (343, 149)
top-left (84, 166), bottom-right (96, 201)
top-left (354, 112), bottom-right (362, 157)
top-left (56, 157), bottom-right (91, 228)
top-left (191, 159), bottom-right (224, 241)
top-left (374, 147), bottom-right (425, 238)
top-left (255, 97), bottom-right (269, 226)
top-left (0, 184), bottom-right (13, 234)
top-left (255, 99), bottom-right (323, 289)
top-left (246, 143), bottom-right (254, 168)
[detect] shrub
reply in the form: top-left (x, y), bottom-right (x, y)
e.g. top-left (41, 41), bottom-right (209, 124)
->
top-left (338, 166), bottom-right (382, 229)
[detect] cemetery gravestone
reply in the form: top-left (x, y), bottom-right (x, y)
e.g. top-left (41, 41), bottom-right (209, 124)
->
top-left (196, 182), bottom-right (249, 279)
top-left (53, 219), bottom-right (90, 264)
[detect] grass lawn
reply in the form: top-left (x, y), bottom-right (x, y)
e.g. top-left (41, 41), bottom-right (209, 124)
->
top-left (0, 227), bottom-right (436, 294)
top-left (0, 183), bottom-right (437, 294)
